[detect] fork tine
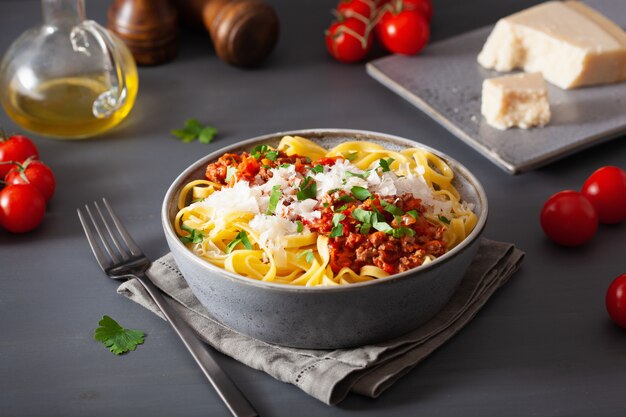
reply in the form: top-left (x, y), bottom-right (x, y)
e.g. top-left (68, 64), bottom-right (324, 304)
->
top-left (84, 203), bottom-right (121, 265)
top-left (94, 200), bottom-right (130, 261)
top-left (102, 198), bottom-right (144, 257)
top-left (77, 207), bottom-right (114, 271)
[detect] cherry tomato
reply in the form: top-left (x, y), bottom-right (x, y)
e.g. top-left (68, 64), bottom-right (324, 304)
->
top-left (401, 0), bottom-right (433, 22)
top-left (0, 134), bottom-right (39, 178)
top-left (325, 17), bottom-right (373, 63)
top-left (540, 190), bottom-right (598, 246)
top-left (5, 160), bottom-right (56, 202)
top-left (0, 184), bottom-right (46, 233)
top-left (606, 274), bottom-right (626, 329)
top-left (377, 1), bottom-right (429, 55)
top-left (337, 0), bottom-right (377, 19)
top-left (581, 166), bottom-right (626, 224)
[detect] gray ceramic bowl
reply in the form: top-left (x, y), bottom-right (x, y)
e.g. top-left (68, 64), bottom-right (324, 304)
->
top-left (162, 129), bottom-right (488, 349)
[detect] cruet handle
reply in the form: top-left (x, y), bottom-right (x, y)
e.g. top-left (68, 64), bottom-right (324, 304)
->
top-left (71, 20), bottom-right (128, 119)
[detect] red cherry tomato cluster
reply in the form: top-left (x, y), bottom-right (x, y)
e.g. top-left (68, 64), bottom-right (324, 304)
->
top-left (540, 166), bottom-right (626, 247)
top-left (0, 133), bottom-right (56, 233)
top-left (325, 0), bottom-right (432, 63)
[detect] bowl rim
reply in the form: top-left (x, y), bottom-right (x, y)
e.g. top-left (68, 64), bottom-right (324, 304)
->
top-left (161, 128), bottom-right (488, 293)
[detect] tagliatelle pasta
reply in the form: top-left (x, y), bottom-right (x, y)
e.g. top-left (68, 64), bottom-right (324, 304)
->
top-left (175, 136), bottom-right (477, 286)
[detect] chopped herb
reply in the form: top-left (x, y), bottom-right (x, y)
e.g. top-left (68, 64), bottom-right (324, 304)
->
top-left (279, 163), bottom-right (292, 168)
top-left (250, 144), bottom-right (269, 159)
top-left (345, 170), bottom-right (370, 179)
top-left (266, 150), bottom-right (279, 161)
top-left (391, 227), bottom-right (416, 238)
top-left (330, 225), bottom-right (344, 238)
top-left (334, 204), bottom-right (348, 212)
top-left (180, 224), bottom-right (204, 244)
top-left (225, 231), bottom-right (252, 253)
top-left (381, 200), bottom-right (404, 216)
top-left (358, 222), bottom-right (371, 234)
top-left (378, 157), bottom-right (395, 172)
top-left (323, 202), bottom-right (330, 208)
top-left (351, 186), bottom-right (372, 201)
top-left (407, 210), bottom-right (419, 219)
top-left (296, 220), bottom-right (304, 233)
top-left (296, 177), bottom-right (317, 201)
top-left (371, 204), bottom-right (386, 222)
top-left (266, 185), bottom-right (282, 215)
top-left (373, 221), bottom-right (394, 233)
top-left (225, 166), bottom-right (237, 182)
top-left (438, 215), bottom-right (451, 225)
top-left (297, 249), bottom-right (315, 263)
top-left (262, 164), bottom-right (271, 169)
top-left (327, 188), bottom-right (341, 195)
top-left (310, 164), bottom-right (324, 174)
top-left (343, 151), bottom-right (358, 161)
top-left (94, 315), bottom-right (145, 355)
top-left (352, 208), bottom-right (374, 224)
top-left (171, 119), bottom-right (218, 144)
top-left (337, 195), bottom-right (356, 203)
top-left (332, 213), bottom-right (346, 226)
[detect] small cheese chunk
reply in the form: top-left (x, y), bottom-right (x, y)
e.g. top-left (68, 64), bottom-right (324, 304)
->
top-left (477, 1), bottom-right (626, 89)
top-left (481, 73), bottom-right (551, 130)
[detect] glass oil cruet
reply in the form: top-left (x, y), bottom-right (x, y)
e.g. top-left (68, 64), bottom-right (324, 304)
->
top-left (0, 0), bottom-right (138, 139)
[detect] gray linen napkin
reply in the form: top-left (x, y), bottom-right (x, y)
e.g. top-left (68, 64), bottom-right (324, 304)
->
top-left (117, 238), bottom-right (524, 405)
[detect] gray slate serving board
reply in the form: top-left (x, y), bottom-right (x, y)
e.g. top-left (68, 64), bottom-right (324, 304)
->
top-left (367, 0), bottom-right (626, 174)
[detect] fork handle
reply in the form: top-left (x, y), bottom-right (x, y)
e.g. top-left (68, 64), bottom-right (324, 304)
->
top-left (134, 271), bottom-right (259, 417)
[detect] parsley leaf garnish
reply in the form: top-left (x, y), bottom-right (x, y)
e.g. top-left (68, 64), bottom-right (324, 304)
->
top-left (407, 210), bottom-right (419, 219)
top-left (266, 185), bottom-right (282, 214)
top-left (250, 144), bottom-right (269, 159)
top-left (373, 221), bottom-right (394, 233)
top-left (334, 204), bottom-right (348, 212)
top-left (297, 177), bottom-right (317, 201)
top-left (337, 195), bottom-right (356, 203)
top-left (351, 186), bottom-right (372, 201)
top-left (180, 224), bottom-right (204, 244)
top-left (310, 164), bottom-right (324, 174)
top-left (381, 200), bottom-right (404, 216)
top-left (171, 119), bottom-right (218, 144)
top-left (94, 315), bottom-right (145, 355)
top-left (226, 231), bottom-right (252, 253)
top-left (266, 150), bottom-right (279, 161)
top-left (330, 213), bottom-right (346, 238)
top-left (378, 157), bottom-right (395, 172)
top-left (296, 220), bottom-right (304, 233)
top-left (345, 170), bottom-right (370, 179)
top-left (352, 208), bottom-right (374, 224)
top-left (438, 215), bottom-right (451, 225)
top-left (279, 163), bottom-right (292, 168)
top-left (297, 249), bottom-right (315, 263)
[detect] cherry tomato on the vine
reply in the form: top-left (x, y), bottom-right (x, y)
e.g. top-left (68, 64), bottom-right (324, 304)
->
top-left (5, 159), bottom-right (56, 202)
top-left (0, 134), bottom-right (39, 178)
top-left (540, 190), bottom-right (598, 246)
top-left (401, 0), bottom-right (433, 21)
top-left (325, 17), bottom-right (373, 63)
top-left (606, 274), bottom-right (626, 329)
top-left (377, 1), bottom-right (429, 55)
top-left (0, 184), bottom-right (46, 233)
top-left (581, 166), bottom-right (626, 224)
top-left (337, 0), bottom-right (377, 19)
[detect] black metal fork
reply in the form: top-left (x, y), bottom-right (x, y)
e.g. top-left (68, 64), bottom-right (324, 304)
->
top-left (77, 198), bottom-right (258, 417)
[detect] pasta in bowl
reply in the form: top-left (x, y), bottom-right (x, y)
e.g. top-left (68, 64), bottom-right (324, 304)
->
top-left (162, 129), bottom-right (487, 348)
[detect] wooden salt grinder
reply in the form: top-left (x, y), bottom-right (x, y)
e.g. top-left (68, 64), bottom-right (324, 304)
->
top-left (178, 0), bottom-right (279, 68)
top-left (107, 0), bottom-right (179, 66)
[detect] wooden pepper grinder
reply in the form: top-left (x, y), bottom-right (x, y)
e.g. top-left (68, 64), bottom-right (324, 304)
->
top-left (107, 0), bottom-right (179, 66)
top-left (176, 0), bottom-right (279, 68)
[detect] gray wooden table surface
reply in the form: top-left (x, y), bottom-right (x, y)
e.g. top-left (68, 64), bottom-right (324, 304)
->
top-left (1, 1), bottom-right (625, 416)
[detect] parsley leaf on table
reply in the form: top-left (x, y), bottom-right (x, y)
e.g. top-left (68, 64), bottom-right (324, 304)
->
top-left (171, 119), bottom-right (218, 144)
top-left (94, 315), bottom-right (145, 355)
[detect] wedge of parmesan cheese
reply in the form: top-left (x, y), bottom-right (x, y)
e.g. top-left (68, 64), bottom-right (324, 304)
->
top-left (481, 72), bottom-right (551, 130)
top-left (477, 1), bottom-right (626, 89)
